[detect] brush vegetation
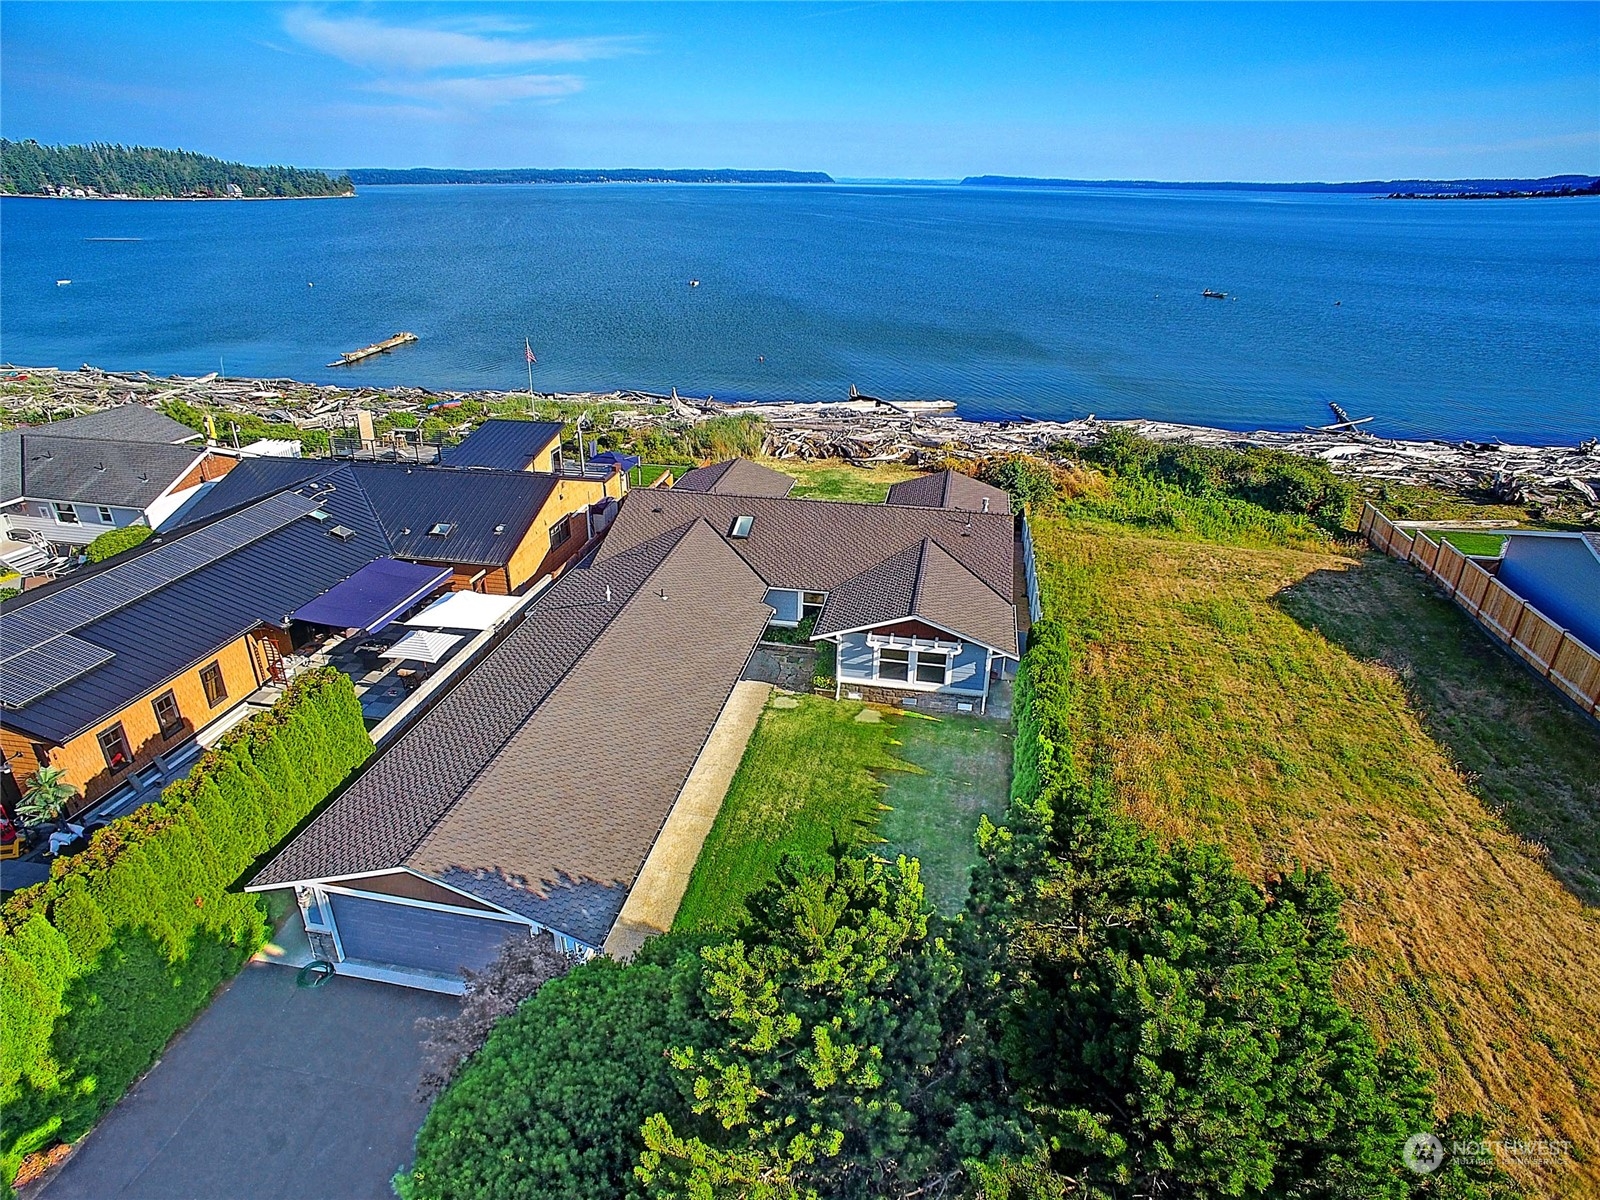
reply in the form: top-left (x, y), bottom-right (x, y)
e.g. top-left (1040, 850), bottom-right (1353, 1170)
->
top-left (1027, 464), bottom-right (1600, 1196)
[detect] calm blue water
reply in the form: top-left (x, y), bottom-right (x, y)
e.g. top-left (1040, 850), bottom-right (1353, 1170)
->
top-left (3, 184), bottom-right (1596, 442)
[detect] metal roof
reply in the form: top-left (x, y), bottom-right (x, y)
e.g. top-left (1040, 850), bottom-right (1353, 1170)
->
top-left (444, 420), bottom-right (566, 471)
top-left (176, 459), bottom-right (562, 567)
top-left (0, 486), bottom-right (391, 743)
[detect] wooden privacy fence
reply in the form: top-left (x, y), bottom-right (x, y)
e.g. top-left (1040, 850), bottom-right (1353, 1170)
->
top-left (1361, 502), bottom-right (1600, 718)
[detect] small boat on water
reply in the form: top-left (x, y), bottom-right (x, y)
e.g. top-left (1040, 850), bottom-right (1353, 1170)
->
top-left (1202, 289), bottom-right (1228, 299)
top-left (56, 279), bottom-right (71, 286)
top-left (689, 279), bottom-right (701, 287)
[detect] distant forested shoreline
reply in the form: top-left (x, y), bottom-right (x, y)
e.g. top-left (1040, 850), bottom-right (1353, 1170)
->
top-left (0, 140), bottom-right (353, 199)
top-left (345, 166), bottom-right (834, 185)
top-left (963, 172), bottom-right (1600, 197)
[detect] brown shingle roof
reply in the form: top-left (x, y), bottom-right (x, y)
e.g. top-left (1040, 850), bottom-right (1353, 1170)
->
top-left (672, 458), bottom-right (795, 497)
top-left (409, 520), bottom-right (772, 944)
top-left (597, 489), bottom-right (1015, 599)
top-left (814, 539), bottom-right (1018, 656)
top-left (885, 469), bottom-right (1012, 513)
top-left (248, 519), bottom-right (764, 918)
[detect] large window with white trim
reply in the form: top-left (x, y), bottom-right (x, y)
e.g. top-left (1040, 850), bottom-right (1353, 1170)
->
top-left (915, 652), bottom-right (950, 685)
top-left (878, 648), bottom-right (910, 681)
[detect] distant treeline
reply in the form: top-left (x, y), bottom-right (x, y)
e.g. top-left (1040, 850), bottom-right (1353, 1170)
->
top-left (963, 173), bottom-right (1600, 196)
top-left (0, 140), bottom-right (353, 199)
top-left (346, 166), bottom-right (834, 185)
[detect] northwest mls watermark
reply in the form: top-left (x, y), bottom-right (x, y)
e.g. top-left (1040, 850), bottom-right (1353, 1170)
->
top-left (1403, 1132), bottom-right (1573, 1175)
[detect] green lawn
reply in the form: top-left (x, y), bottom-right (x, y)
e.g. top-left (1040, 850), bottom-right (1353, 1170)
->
top-left (1438, 530), bottom-right (1507, 557)
top-left (773, 459), bottom-right (926, 503)
top-left (673, 696), bottom-right (902, 932)
top-left (876, 714), bottom-right (1013, 913)
top-left (674, 694), bottom-right (1012, 930)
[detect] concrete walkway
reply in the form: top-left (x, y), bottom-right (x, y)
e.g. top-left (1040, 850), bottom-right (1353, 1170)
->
top-left (33, 961), bottom-right (453, 1200)
top-left (605, 680), bottom-right (772, 958)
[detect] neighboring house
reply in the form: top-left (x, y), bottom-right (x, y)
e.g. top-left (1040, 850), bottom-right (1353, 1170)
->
top-left (671, 458), bottom-right (795, 497)
top-left (595, 462), bottom-right (1027, 711)
top-left (1496, 531), bottom-right (1600, 651)
top-left (0, 406), bottom-right (235, 550)
top-left (172, 457), bottom-right (624, 594)
top-left (444, 419), bottom-right (566, 472)
top-left (247, 519), bottom-right (772, 989)
top-left (0, 486), bottom-right (392, 815)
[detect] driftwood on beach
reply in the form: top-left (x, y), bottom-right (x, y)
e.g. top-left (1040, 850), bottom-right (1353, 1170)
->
top-left (4, 365), bottom-right (1597, 515)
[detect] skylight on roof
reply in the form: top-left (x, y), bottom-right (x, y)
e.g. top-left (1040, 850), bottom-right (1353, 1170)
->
top-left (729, 515), bottom-right (754, 540)
top-left (429, 522), bottom-right (454, 537)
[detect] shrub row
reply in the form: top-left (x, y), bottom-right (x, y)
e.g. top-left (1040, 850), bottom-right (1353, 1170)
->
top-left (1071, 425), bottom-right (1359, 531)
top-left (0, 668), bottom-right (371, 1186)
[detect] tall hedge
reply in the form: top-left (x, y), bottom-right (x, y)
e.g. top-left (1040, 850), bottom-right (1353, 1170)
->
top-left (0, 668), bottom-right (371, 1186)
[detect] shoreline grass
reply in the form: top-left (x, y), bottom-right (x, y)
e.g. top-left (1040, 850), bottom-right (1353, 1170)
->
top-left (1030, 510), bottom-right (1600, 1197)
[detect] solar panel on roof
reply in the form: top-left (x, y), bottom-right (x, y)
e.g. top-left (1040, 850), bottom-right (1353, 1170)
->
top-left (0, 492), bottom-right (321, 658)
top-left (0, 634), bottom-right (116, 708)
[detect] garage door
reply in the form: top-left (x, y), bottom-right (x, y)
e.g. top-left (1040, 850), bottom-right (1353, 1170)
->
top-left (330, 893), bottom-right (527, 975)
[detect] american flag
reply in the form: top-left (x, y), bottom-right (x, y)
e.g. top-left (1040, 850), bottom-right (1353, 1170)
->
top-left (524, 338), bottom-right (536, 364)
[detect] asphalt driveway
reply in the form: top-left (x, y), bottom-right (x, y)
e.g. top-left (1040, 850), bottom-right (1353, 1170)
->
top-left (35, 961), bottom-right (455, 1200)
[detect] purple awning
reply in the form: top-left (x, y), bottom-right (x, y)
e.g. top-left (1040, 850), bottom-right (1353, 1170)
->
top-left (292, 558), bottom-right (452, 633)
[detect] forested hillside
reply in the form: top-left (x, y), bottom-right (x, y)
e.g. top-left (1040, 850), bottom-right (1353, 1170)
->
top-left (0, 140), bottom-right (353, 198)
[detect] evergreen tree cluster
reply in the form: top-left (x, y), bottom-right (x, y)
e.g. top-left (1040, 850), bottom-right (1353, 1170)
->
top-left (0, 139), bottom-right (353, 199)
top-left (400, 627), bottom-right (1517, 1199)
top-left (0, 669), bottom-right (371, 1186)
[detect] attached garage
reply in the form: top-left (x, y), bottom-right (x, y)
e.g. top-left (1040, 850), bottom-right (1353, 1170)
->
top-left (328, 893), bottom-right (527, 978)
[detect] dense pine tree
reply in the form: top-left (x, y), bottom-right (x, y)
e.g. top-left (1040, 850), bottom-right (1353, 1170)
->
top-left (0, 139), bottom-right (352, 198)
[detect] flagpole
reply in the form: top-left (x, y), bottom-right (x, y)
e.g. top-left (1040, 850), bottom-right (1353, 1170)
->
top-left (525, 336), bottom-right (534, 409)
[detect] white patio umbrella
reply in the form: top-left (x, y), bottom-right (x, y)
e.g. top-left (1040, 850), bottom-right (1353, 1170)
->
top-left (379, 629), bottom-right (463, 664)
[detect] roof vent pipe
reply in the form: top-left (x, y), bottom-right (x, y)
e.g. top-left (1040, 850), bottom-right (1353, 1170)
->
top-left (605, 586), bottom-right (613, 603)
top-left (982, 497), bottom-right (990, 512)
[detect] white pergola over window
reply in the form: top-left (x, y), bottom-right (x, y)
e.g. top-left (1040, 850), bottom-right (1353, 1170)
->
top-left (866, 632), bottom-right (962, 685)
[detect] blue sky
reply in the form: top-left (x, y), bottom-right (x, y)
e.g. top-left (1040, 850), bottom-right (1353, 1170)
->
top-left (2, 2), bottom-right (1595, 180)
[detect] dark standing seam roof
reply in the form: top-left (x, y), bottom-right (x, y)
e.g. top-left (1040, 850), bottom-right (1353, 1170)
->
top-left (672, 458), bottom-right (796, 497)
top-left (175, 459), bottom-right (562, 567)
top-left (0, 487), bottom-right (392, 743)
top-left (596, 489), bottom-right (1016, 599)
top-left (0, 433), bottom-right (207, 508)
top-left (19, 406), bottom-right (200, 445)
top-left (247, 520), bottom-right (760, 899)
top-left (814, 539), bottom-right (1019, 656)
top-left (445, 420), bottom-right (566, 471)
top-left (885, 469), bottom-right (1012, 514)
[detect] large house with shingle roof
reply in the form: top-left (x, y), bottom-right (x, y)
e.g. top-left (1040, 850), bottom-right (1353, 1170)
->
top-left (603, 462), bottom-right (1030, 712)
top-left (238, 460), bottom-right (1036, 989)
top-left (248, 519), bottom-right (771, 981)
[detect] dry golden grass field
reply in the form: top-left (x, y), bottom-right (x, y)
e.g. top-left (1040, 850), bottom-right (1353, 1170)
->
top-left (1032, 514), bottom-right (1600, 1197)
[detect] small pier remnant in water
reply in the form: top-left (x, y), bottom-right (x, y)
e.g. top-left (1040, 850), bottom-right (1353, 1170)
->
top-left (327, 331), bottom-right (418, 368)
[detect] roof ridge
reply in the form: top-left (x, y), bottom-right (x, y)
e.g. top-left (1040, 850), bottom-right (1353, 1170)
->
top-left (406, 518), bottom-right (716, 864)
top-left (918, 534), bottom-right (1018, 610)
top-left (909, 538), bottom-right (934, 616)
